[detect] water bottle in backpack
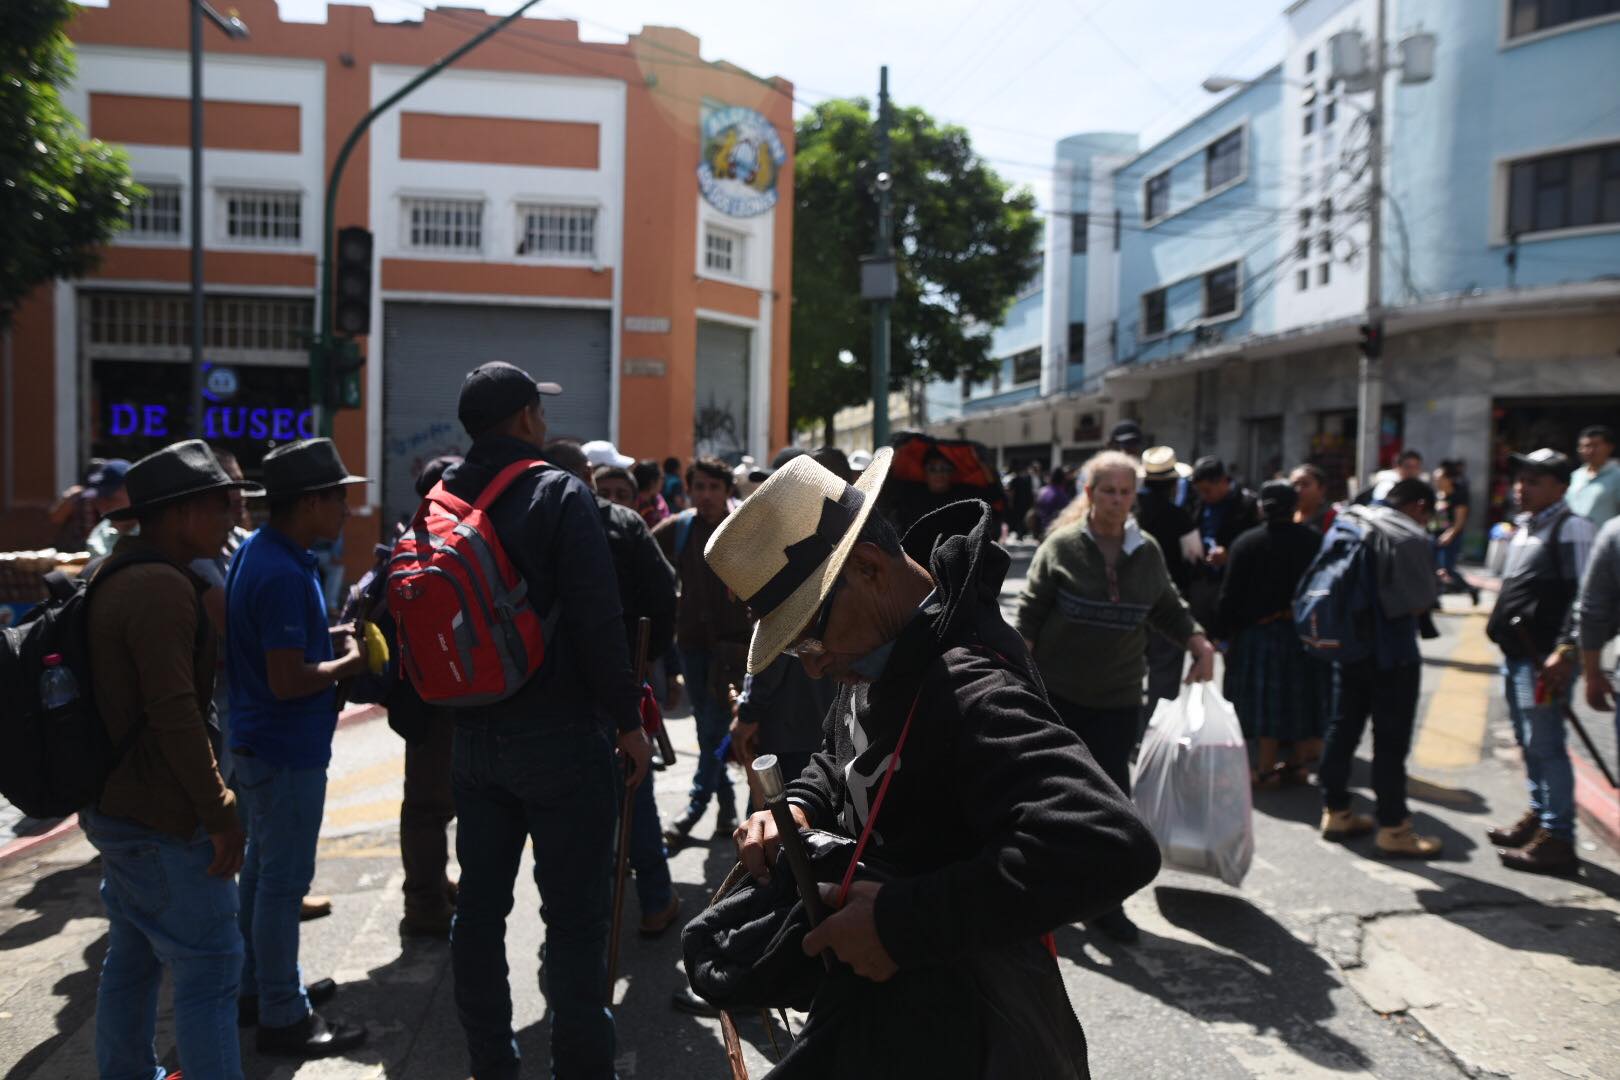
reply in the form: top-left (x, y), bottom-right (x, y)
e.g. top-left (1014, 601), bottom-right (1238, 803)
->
top-left (39, 654), bottom-right (80, 710)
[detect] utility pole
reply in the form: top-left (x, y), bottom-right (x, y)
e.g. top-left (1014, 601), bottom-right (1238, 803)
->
top-left (868, 66), bottom-right (895, 449)
top-left (1353, 0), bottom-right (1387, 490)
top-left (187, 1), bottom-right (249, 439)
top-left (310, 0), bottom-right (543, 435)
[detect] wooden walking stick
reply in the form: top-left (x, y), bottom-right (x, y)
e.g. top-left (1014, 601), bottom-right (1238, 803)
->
top-left (608, 617), bottom-right (653, 987)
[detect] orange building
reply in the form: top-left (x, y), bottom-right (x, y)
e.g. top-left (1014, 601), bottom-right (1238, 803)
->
top-left (0, 0), bottom-right (794, 571)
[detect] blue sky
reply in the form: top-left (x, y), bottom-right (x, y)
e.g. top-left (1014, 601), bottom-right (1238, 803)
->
top-left (138, 0), bottom-right (1294, 208)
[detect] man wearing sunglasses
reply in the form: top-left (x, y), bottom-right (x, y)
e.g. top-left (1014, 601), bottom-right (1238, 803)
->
top-left (699, 450), bottom-right (1160, 1075)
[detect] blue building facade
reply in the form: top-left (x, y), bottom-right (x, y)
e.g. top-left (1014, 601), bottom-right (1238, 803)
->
top-left (937, 0), bottom-right (1620, 533)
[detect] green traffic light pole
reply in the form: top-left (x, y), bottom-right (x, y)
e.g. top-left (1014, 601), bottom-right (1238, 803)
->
top-left (310, 0), bottom-right (545, 435)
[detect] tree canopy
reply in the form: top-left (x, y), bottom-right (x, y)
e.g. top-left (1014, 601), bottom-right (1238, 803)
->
top-left (1, 0), bottom-right (138, 323)
top-left (789, 98), bottom-right (1041, 436)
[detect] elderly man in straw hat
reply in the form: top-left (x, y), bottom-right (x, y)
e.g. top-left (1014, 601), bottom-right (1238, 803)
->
top-left (701, 450), bottom-right (1161, 1075)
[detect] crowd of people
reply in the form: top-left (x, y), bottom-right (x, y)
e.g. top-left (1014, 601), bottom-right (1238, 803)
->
top-left (33, 373), bottom-right (1620, 1078)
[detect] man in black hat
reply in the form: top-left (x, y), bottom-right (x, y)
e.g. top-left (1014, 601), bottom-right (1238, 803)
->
top-left (1107, 418), bottom-right (1145, 458)
top-left (441, 362), bottom-right (649, 1080)
top-left (1486, 448), bottom-right (1595, 875)
top-left (81, 440), bottom-right (255, 1080)
top-left (225, 437), bottom-right (370, 1058)
top-left (1188, 456), bottom-right (1260, 629)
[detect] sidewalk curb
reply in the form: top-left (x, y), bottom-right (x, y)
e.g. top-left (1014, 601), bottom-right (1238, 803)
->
top-left (0, 703), bottom-right (388, 869)
top-left (1574, 752), bottom-right (1620, 853)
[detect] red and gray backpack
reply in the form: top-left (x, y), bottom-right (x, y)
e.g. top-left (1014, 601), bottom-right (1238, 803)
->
top-left (387, 459), bottom-right (556, 706)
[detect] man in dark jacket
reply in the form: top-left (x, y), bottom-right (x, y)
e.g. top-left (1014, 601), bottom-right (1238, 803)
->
top-left (1188, 456), bottom-right (1261, 629)
top-left (702, 450), bottom-right (1160, 1077)
top-left (441, 363), bottom-right (649, 1080)
top-left (547, 439), bottom-right (682, 933)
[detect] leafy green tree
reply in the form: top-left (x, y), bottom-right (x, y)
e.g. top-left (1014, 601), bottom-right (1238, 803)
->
top-left (1, 0), bottom-right (138, 324)
top-left (790, 98), bottom-right (1040, 441)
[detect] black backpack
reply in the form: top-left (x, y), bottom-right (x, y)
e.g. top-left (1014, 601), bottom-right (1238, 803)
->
top-left (0, 555), bottom-right (201, 819)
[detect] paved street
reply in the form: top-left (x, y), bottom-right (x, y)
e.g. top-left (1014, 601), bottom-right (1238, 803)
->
top-left (0, 542), bottom-right (1617, 1079)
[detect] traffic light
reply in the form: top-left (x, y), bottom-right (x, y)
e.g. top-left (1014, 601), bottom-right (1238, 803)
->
top-left (329, 337), bottom-right (364, 411)
top-left (333, 226), bottom-right (373, 337)
top-left (1358, 320), bottom-right (1383, 359)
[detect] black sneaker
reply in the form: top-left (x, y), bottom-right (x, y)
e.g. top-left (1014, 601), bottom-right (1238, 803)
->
top-left (714, 804), bottom-right (739, 841)
top-left (663, 808), bottom-right (702, 849)
top-left (255, 1011), bottom-right (367, 1058)
top-left (1087, 909), bottom-right (1141, 945)
top-left (238, 977), bottom-right (337, 1027)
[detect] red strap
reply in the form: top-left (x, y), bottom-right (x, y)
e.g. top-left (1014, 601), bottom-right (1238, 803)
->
top-left (835, 688), bottom-right (923, 908)
top-left (472, 459), bottom-right (548, 513)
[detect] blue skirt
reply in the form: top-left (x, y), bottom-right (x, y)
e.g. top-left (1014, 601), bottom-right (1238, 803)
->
top-left (1224, 619), bottom-right (1330, 742)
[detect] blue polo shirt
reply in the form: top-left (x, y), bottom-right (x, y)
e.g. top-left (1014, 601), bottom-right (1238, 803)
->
top-left (225, 525), bottom-right (338, 768)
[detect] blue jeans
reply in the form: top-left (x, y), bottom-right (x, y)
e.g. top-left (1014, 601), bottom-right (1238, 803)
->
top-left (81, 809), bottom-right (243, 1080)
top-left (1503, 659), bottom-right (1576, 840)
top-left (451, 723), bottom-right (617, 1080)
top-left (678, 647), bottom-right (736, 820)
top-left (232, 752), bottom-right (327, 1028)
top-left (627, 769), bottom-right (673, 916)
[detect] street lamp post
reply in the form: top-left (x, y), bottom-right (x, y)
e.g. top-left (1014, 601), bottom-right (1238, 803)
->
top-left (861, 66), bottom-right (897, 450)
top-left (188, 1), bottom-right (249, 439)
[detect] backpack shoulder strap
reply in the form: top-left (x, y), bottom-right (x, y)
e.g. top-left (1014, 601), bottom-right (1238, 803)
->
top-left (673, 508), bottom-right (698, 559)
top-left (472, 459), bottom-right (549, 514)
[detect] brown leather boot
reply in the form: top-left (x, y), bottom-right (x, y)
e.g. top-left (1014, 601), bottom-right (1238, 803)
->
top-left (1320, 808), bottom-right (1375, 839)
top-left (1377, 819), bottom-right (1442, 858)
top-left (1498, 829), bottom-right (1580, 876)
top-left (1485, 809), bottom-right (1538, 848)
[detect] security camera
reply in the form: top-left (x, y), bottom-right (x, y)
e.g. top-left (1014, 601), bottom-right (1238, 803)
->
top-left (874, 171), bottom-right (893, 192)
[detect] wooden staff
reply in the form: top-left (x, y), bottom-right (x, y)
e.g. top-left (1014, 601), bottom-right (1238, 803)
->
top-left (608, 617), bottom-right (653, 987)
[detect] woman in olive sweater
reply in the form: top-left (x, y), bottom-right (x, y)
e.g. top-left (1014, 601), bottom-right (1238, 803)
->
top-left (1015, 450), bottom-right (1216, 943)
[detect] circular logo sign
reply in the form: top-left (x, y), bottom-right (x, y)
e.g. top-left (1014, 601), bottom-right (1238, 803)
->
top-left (203, 364), bottom-right (239, 402)
top-left (698, 106), bottom-right (787, 219)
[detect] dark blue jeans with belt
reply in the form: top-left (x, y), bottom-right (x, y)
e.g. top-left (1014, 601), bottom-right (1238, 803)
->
top-left (451, 721), bottom-right (618, 1080)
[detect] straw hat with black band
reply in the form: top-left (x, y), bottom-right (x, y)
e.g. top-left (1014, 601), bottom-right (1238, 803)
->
top-left (704, 448), bottom-right (894, 674)
top-left (107, 439), bottom-right (263, 521)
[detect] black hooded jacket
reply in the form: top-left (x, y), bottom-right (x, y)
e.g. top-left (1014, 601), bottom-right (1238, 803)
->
top-left (784, 498), bottom-right (1161, 972)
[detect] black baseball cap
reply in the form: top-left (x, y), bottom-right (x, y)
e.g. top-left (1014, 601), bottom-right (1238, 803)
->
top-left (457, 362), bottom-right (562, 437)
top-left (1109, 420), bottom-right (1143, 445)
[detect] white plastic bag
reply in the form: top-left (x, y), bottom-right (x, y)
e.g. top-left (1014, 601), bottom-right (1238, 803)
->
top-left (1132, 683), bottom-right (1254, 887)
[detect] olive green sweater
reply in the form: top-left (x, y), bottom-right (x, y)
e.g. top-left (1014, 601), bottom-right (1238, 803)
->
top-left (1015, 518), bottom-right (1201, 710)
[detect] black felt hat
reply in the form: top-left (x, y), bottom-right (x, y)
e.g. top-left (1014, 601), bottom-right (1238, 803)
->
top-left (260, 438), bottom-right (369, 498)
top-left (107, 440), bottom-right (262, 521)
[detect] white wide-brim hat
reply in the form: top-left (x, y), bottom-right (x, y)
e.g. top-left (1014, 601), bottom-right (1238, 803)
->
top-left (704, 447), bottom-right (894, 674)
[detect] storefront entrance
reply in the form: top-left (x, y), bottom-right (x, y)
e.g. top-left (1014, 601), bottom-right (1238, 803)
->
top-left (1488, 396), bottom-right (1620, 523)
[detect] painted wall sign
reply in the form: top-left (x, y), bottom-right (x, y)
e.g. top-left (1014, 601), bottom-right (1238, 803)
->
top-left (624, 316), bottom-right (671, 334)
top-left (623, 359), bottom-right (667, 377)
top-left (697, 105), bottom-right (786, 218)
top-left (107, 402), bottom-right (317, 441)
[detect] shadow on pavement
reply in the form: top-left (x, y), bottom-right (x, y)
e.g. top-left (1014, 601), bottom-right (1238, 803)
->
top-left (1402, 862), bottom-right (1620, 970)
top-left (7, 937), bottom-right (109, 1079)
top-left (0, 858), bottom-right (103, 952)
top-left (1059, 886), bottom-right (1373, 1073)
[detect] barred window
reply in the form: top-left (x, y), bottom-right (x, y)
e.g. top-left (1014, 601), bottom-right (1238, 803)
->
top-left (517, 204), bottom-right (596, 259)
top-left (403, 197), bottom-right (484, 253)
top-left (705, 226), bottom-right (743, 277)
top-left (125, 183), bottom-right (182, 240)
top-left (1205, 129), bottom-right (1244, 191)
top-left (221, 189), bottom-right (301, 245)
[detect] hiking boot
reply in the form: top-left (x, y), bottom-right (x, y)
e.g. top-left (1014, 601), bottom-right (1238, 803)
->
top-left (1498, 829), bottom-right (1580, 877)
top-left (1485, 808), bottom-right (1539, 849)
top-left (639, 895), bottom-right (681, 937)
top-left (663, 808), bottom-right (702, 849)
top-left (256, 1011), bottom-right (367, 1058)
top-left (239, 978), bottom-right (337, 1027)
top-left (1086, 909), bottom-right (1140, 945)
top-left (300, 895), bottom-right (333, 921)
top-left (1320, 808), bottom-right (1376, 839)
top-left (1376, 819), bottom-right (1442, 858)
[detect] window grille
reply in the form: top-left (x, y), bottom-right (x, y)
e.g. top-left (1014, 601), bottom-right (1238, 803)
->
top-left (705, 227), bottom-right (743, 277)
top-left (221, 189), bottom-right (302, 245)
top-left (517, 204), bottom-right (597, 259)
top-left (125, 183), bottom-right (182, 240)
top-left (85, 293), bottom-right (312, 359)
top-left (403, 197), bottom-right (484, 253)
top-left (1205, 130), bottom-right (1244, 191)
